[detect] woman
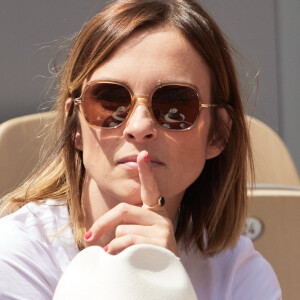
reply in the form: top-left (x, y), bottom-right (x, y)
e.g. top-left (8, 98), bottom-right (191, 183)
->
top-left (0, 0), bottom-right (281, 299)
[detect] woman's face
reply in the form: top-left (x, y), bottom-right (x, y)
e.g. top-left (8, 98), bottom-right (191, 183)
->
top-left (77, 27), bottom-right (221, 219)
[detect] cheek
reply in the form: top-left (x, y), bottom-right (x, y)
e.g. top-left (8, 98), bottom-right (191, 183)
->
top-left (176, 119), bottom-right (210, 161)
top-left (174, 141), bottom-right (207, 179)
top-left (81, 135), bottom-right (101, 177)
top-left (158, 129), bottom-right (209, 198)
top-left (79, 123), bottom-right (107, 174)
top-left (173, 120), bottom-right (210, 181)
top-left (79, 120), bottom-right (123, 178)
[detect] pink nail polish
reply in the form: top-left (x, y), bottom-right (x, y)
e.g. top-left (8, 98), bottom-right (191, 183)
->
top-left (103, 245), bottom-right (109, 252)
top-left (84, 230), bottom-right (92, 240)
top-left (144, 153), bottom-right (149, 163)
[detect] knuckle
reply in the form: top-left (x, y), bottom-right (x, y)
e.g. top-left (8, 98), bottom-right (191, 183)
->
top-left (117, 202), bottom-right (130, 215)
top-left (115, 225), bottom-right (125, 237)
top-left (160, 228), bottom-right (170, 241)
top-left (153, 236), bottom-right (168, 249)
top-left (161, 217), bottom-right (173, 230)
top-left (156, 220), bottom-right (174, 241)
top-left (127, 234), bottom-right (136, 245)
top-left (89, 220), bottom-right (102, 235)
top-left (158, 234), bottom-right (173, 250)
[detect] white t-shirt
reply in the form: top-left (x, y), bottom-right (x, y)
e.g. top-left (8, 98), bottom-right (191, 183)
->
top-left (0, 200), bottom-right (282, 300)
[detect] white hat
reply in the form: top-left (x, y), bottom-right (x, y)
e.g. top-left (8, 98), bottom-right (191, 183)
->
top-left (53, 244), bottom-right (197, 300)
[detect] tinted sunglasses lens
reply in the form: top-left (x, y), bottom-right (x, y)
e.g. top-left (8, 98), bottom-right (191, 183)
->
top-left (152, 85), bottom-right (199, 130)
top-left (82, 83), bottom-right (131, 128)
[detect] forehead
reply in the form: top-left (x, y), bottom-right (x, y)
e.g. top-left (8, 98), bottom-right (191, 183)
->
top-left (90, 27), bottom-right (211, 100)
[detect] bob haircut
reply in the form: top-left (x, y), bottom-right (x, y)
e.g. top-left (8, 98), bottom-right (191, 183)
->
top-left (0, 0), bottom-right (252, 256)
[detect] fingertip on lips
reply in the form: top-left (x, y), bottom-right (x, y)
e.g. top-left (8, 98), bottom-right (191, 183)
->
top-left (137, 150), bottom-right (149, 164)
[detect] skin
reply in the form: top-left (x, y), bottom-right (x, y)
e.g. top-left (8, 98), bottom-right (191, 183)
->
top-left (69, 27), bottom-right (223, 256)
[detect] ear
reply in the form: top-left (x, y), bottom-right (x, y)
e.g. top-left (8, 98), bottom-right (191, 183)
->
top-left (65, 98), bottom-right (83, 151)
top-left (206, 107), bottom-right (232, 160)
top-left (65, 98), bottom-right (73, 118)
top-left (74, 130), bottom-right (83, 151)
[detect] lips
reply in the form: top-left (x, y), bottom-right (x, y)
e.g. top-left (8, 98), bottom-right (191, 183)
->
top-left (117, 154), bottom-right (164, 168)
top-left (117, 155), bottom-right (139, 164)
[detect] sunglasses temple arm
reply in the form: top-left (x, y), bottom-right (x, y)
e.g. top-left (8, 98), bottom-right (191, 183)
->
top-left (74, 98), bottom-right (82, 106)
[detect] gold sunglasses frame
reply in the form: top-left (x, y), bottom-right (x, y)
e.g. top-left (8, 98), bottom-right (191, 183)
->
top-left (74, 80), bottom-right (221, 131)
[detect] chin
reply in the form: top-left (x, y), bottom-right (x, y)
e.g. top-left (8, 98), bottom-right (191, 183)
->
top-left (110, 181), bottom-right (142, 205)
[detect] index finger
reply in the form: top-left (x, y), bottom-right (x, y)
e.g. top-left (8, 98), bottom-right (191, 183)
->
top-left (137, 150), bottom-right (167, 215)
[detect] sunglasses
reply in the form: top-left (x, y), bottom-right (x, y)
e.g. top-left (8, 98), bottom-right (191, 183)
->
top-left (74, 81), bottom-right (221, 131)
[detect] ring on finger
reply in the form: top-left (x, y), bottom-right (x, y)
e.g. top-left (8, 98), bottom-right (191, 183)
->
top-left (143, 196), bottom-right (165, 209)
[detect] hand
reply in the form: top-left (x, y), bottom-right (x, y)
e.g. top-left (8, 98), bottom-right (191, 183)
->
top-left (84, 150), bottom-right (179, 256)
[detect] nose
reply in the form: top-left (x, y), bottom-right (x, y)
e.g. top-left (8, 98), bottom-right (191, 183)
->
top-left (123, 98), bottom-right (158, 143)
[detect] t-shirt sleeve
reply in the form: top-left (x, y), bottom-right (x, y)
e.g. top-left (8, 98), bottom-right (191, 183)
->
top-left (0, 232), bottom-right (52, 299)
top-left (0, 201), bottom-right (78, 300)
top-left (0, 223), bottom-right (56, 300)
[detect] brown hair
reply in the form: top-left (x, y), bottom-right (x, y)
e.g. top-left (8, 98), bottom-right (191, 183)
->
top-left (0, 0), bottom-right (252, 256)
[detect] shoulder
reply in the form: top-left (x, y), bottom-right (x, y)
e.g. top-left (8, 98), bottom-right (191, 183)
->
top-left (180, 236), bottom-right (282, 300)
top-left (0, 200), bottom-right (78, 299)
top-left (0, 199), bottom-right (75, 249)
top-left (221, 236), bottom-right (282, 299)
top-left (219, 236), bottom-right (280, 299)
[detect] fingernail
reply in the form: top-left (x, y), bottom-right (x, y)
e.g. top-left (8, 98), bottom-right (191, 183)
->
top-left (144, 153), bottom-right (149, 163)
top-left (84, 230), bottom-right (92, 240)
top-left (103, 245), bottom-right (109, 252)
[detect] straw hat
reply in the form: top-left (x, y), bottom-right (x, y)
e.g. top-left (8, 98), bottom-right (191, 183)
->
top-left (53, 244), bottom-right (197, 300)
